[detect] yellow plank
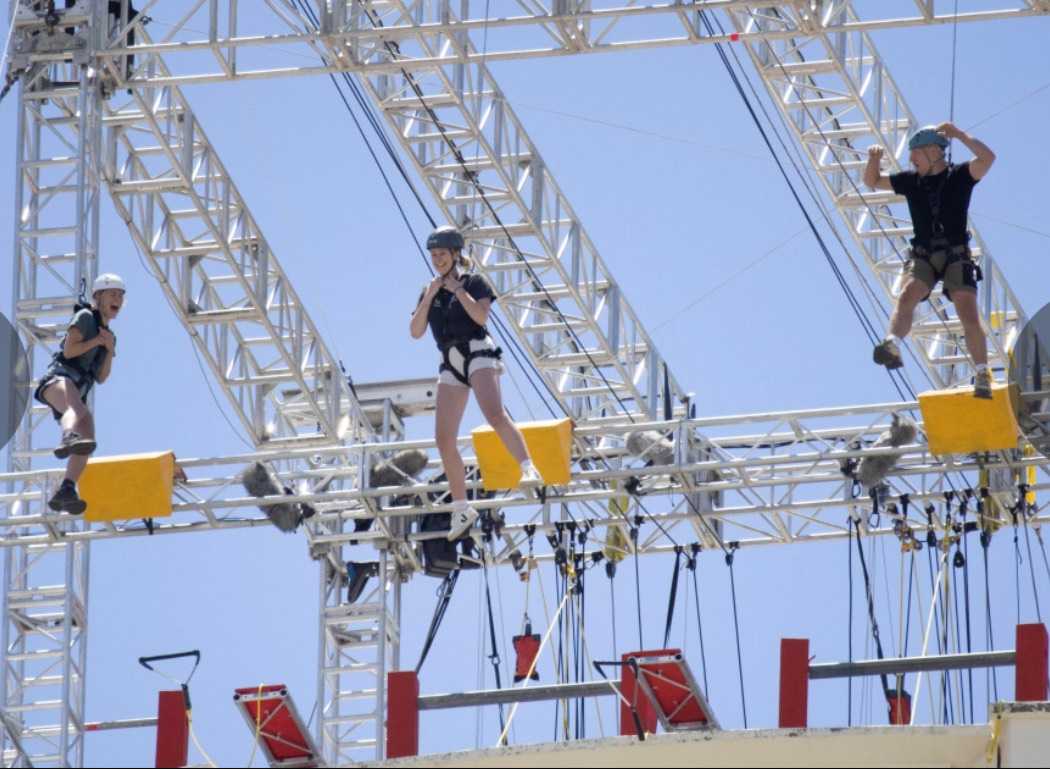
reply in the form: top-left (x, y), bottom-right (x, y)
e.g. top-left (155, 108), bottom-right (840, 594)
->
top-left (471, 418), bottom-right (573, 490)
top-left (918, 383), bottom-right (1020, 456)
top-left (79, 451), bottom-right (175, 522)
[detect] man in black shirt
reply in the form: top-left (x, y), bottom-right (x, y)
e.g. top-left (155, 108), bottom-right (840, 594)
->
top-left (864, 122), bottom-right (997, 398)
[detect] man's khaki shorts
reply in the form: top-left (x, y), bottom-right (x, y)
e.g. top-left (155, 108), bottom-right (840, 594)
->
top-left (904, 249), bottom-right (979, 301)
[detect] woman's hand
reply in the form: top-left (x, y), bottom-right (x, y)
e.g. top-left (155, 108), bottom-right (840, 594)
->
top-left (442, 275), bottom-right (464, 295)
top-left (426, 275), bottom-right (444, 297)
top-left (97, 328), bottom-right (116, 354)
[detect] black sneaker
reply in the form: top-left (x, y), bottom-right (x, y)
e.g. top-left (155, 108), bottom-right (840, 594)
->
top-left (48, 481), bottom-right (86, 515)
top-left (873, 339), bottom-right (904, 370)
top-left (53, 431), bottom-right (96, 460)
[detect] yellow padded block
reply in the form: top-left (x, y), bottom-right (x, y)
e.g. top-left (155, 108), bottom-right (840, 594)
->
top-left (471, 418), bottom-right (573, 490)
top-left (78, 451), bottom-right (175, 522)
top-left (918, 383), bottom-right (1020, 456)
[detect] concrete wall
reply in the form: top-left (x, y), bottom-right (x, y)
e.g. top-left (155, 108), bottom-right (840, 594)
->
top-left (374, 702), bottom-right (1050, 769)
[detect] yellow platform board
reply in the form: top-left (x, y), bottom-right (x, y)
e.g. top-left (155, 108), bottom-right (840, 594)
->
top-left (78, 451), bottom-right (176, 522)
top-left (471, 418), bottom-right (573, 490)
top-left (918, 383), bottom-right (1021, 456)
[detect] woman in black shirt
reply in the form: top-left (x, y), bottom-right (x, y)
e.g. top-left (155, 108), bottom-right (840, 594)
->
top-left (410, 226), bottom-right (541, 539)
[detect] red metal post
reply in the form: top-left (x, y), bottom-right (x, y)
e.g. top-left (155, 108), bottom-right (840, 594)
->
top-left (387, 671), bottom-right (420, 759)
top-left (778, 639), bottom-right (809, 729)
top-left (154, 691), bottom-right (188, 769)
top-left (1015, 623), bottom-right (1049, 702)
top-left (619, 651), bottom-right (660, 737)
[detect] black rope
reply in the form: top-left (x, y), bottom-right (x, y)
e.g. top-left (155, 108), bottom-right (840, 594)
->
top-left (948, 0), bottom-right (961, 164)
top-left (726, 545), bottom-right (748, 728)
top-left (1020, 491), bottom-right (1044, 623)
top-left (688, 549), bottom-right (710, 694)
top-left (847, 514), bottom-right (854, 727)
top-left (960, 495), bottom-right (976, 724)
top-left (951, 548), bottom-right (967, 723)
top-left (631, 526), bottom-right (644, 649)
top-left (416, 570), bottom-right (460, 672)
top-left (980, 517), bottom-right (1000, 701)
top-left (480, 557), bottom-right (507, 738)
top-left (899, 550), bottom-right (915, 706)
top-left (662, 547), bottom-right (684, 648)
top-left (851, 518), bottom-right (892, 700)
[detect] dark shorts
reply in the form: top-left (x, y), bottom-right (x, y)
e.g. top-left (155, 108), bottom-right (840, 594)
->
top-left (905, 248), bottom-right (980, 302)
top-left (33, 363), bottom-right (94, 422)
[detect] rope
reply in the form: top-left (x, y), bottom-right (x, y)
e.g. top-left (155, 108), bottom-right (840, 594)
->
top-left (495, 575), bottom-right (576, 747)
top-left (960, 499), bottom-right (976, 723)
top-left (632, 527), bottom-right (644, 649)
top-left (416, 571), bottom-right (460, 672)
top-left (481, 555), bottom-right (507, 738)
top-left (245, 683), bottom-right (265, 768)
top-left (981, 528), bottom-right (1000, 701)
top-left (726, 546), bottom-right (748, 728)
top-left (689, 556), bottom-right (710, 694)
top-left (948, 0), bottom-right (961, 162)
top-left (662, 547), bottom-right (684, 648)
top-left (911, 550), bottom-right (951, 726)
top-left (847, 514), bottom-right (854, 726)
top-left (1021, 503), bottom-right (1044, 623)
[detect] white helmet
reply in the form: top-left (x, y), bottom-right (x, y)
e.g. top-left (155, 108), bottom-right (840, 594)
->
top-left (92, 273), bottom-right (126, 295)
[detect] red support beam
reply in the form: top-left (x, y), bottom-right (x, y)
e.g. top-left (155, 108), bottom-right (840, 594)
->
top-left (778, 639), bottom-right (809, 729)
top-left (154, 691), bottom-right (188, 769)
top-left (1015, 623), bottom-right (1049, 702)
top-left (387, 671), bottom-right (420, 759)
top-left (619, 651), bottom-right (660, 737)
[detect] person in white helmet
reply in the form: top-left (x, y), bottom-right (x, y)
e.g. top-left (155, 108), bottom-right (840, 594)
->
top-left (410, 226), bottom-right (542, 541)
top-left (33, 273), bottom-right (125, 514)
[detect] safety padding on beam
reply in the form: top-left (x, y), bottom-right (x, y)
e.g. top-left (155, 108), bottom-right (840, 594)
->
top-left (471, 418), bottom-right (573, 490)
top-left (79, 451), bottom-right (175, 522)
top-left (918, 383), bottom-right (1021, 456)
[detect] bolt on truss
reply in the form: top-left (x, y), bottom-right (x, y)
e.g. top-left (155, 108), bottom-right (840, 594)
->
top-left (721, 1), bottom-right (1028, 388)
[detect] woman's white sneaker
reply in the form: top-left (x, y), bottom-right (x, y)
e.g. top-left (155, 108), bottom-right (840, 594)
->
top-left (447, 502), bottom-right (479, 541)
top-left (519, 461), bottom-right (542, 487)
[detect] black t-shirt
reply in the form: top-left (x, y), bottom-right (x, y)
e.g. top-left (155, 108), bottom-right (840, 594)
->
top-left (419, 274), bottom-right (497, 349)
top-left (890, 162), bottom-right (978, 249)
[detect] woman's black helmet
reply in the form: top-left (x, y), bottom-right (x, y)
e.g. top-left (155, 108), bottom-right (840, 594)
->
top-left (426, 225), bottom-right (464, 251)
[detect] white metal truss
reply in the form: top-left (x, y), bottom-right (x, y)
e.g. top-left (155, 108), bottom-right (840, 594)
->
top-left (2, 2), bottom-right (1049, 766)
top-left (3, 4), bottom-right (108, 764)
top-left (721, 1), bottom-right (1027, 388)
top-left (10, 1), bottom-right (1043, 86)
top-left (2, 402), bottom-right (1047, 554)
top-left (317, 549), bottom-right (399, 765)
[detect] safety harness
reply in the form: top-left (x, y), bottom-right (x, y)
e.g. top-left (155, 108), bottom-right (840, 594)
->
top-left (438, 337), bottom-right (502, 386)
top-left (911, 164), bottom-right (982, 289)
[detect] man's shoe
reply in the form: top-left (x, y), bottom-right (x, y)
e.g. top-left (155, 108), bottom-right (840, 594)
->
top-left (873, 339), bottom-right (904, 370)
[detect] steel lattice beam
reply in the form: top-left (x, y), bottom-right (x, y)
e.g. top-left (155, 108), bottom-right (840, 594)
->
top-left (7, 1), bottom-right (1046, 86)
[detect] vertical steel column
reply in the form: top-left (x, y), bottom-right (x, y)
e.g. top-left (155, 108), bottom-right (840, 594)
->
top-left (3, 3), bottom-right (104, 765)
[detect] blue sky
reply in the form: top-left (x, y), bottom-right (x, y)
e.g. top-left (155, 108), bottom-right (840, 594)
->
top-left (2, 5), bottom-right (1050, 765)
